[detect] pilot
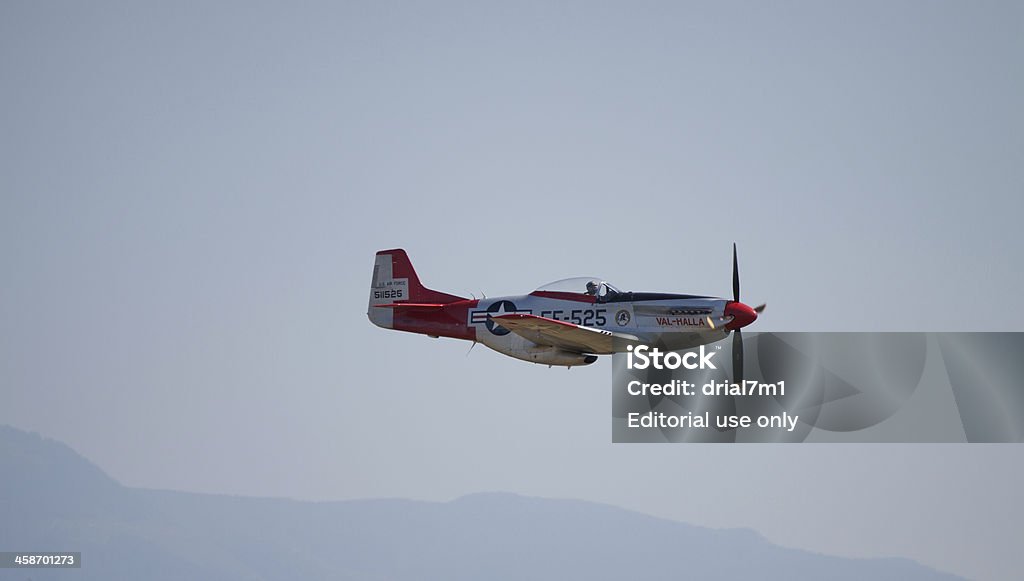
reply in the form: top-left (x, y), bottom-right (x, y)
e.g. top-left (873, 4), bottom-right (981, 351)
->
top-left (585, 281), bottom-right (600, 296)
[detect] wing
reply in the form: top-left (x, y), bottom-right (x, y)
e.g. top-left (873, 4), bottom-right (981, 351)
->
top-left (373, 303), bottom-right (448, 310)
top-left (492, 314), bottom-right (641, 355)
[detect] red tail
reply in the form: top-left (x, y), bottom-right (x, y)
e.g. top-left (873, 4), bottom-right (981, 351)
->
top-left (376, 249), bottom-right (464, 304)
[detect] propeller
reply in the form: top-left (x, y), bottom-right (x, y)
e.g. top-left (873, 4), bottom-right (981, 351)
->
top-left (732, 243), bottom-right (743, 382)
top-left (692, 244), bottom-right (766, 380)
top-left (732, 242), bottom-right (740, 303)
top-left (733, 322), bottom-right (744, 382)
top-left (727, 243), bottom-right (765, 383)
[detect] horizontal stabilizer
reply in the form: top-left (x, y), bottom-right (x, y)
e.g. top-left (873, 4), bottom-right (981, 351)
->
top-left (368, 249), bottom-right (466, 330)
top-left (373, 303), bottom-right (449, 310)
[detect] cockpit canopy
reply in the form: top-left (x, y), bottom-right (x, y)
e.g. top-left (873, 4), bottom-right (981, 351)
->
top-left (535, 277), bottom-right (622, 301)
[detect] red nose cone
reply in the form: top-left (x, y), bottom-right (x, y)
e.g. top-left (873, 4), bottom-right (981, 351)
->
top-left (724, 301), bottom-right (758, 330)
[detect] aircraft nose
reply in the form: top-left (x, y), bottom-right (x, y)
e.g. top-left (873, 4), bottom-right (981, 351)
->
top-left (724, 301), bottom-right (758, 330)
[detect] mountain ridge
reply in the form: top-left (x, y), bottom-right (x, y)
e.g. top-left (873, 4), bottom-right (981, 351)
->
top-left (0, 425), bottom-right (962, 580)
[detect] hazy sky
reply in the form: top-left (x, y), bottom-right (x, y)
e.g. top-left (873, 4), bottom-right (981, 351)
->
top-left (2, 2), bottom-right (1022, 579)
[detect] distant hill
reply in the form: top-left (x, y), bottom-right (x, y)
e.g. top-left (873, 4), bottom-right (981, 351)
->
top-left (0, 425), bottom-right (961, 580)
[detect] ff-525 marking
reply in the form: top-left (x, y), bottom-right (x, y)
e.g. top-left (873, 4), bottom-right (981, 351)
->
top-left (368, 245), bottom-right (764, 368)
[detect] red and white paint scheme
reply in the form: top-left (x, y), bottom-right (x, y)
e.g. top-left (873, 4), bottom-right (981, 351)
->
top-left (368, 247), bottom-right (764, 368)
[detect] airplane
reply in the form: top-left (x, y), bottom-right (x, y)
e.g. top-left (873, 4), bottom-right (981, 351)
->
top-left (367, 246), bottom-right (764, 372)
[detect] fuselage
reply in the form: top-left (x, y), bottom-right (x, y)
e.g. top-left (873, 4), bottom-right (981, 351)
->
top-left (470, 290), bottom-right (734, 355)
top-left (373, 290), bottom-right (748, 365)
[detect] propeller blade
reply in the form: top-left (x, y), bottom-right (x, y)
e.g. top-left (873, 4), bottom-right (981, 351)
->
top-left (732, 242), bottom-right (740, 303)
top-left (732, 329), bottom-right (744, 382)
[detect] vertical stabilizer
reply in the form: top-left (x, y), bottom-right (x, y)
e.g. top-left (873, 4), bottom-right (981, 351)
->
top-left (367, 249), bottom-right (465, 328)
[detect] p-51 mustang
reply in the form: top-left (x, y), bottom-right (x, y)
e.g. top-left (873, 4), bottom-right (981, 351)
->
top-left (368, 247), bottom-right (764, 369)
